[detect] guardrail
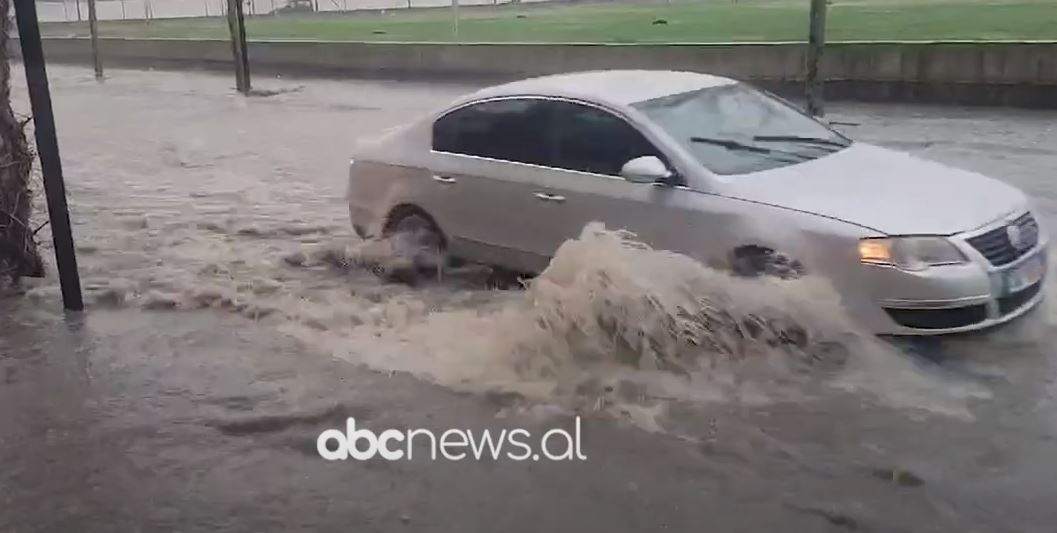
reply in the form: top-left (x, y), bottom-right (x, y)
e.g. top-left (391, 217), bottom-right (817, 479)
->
top-left (12, 37), bottom-right (1057, 107)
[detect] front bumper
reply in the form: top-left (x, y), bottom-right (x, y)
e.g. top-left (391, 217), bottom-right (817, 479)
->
top-left (861, 213), bottom-right (1048, 336)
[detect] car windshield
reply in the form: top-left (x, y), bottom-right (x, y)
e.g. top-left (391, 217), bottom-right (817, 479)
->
top-left (632, 84), bottom-right (852, 176)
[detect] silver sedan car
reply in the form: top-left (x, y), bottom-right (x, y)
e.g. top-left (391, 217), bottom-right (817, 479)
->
top-left (347, 70), bottom-right (1048, 335)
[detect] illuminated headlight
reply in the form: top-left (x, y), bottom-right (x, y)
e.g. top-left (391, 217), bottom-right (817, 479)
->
top-left (858, 237), bottom-right (967, 271)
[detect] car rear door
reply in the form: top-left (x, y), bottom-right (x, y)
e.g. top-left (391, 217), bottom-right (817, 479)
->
top-left (428, 98), bottom-right (556, 272)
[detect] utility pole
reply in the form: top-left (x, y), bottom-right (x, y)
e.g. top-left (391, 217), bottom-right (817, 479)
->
top-left (12, 0), bottom-right (85, 311)
top-left (804, 0), bottom-right (828, 117)
top-left (87, 0), bottom-right (102, 80)
top-left (451, 0), bottom-right (459, 40)
top-left (237, 0), bottom-right (250, 90)
top-left (226, 0), bottom-right (251, 94)
top-left (74, 0), bottom-right (82, 21)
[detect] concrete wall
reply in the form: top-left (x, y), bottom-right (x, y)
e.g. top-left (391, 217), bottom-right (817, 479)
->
top-left (15, 38), bottom-right (1057, 107)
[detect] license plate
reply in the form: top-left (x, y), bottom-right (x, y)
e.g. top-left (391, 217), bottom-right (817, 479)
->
top-left (1003, 253), bottom-right (1046, 295)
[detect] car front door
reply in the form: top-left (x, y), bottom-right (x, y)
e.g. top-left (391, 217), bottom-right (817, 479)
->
top-left (519, 100), bottom-right (715, 263)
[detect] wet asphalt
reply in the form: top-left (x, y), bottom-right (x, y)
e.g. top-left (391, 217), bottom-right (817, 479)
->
top-left (2, 65), bottom-right (1057, 532)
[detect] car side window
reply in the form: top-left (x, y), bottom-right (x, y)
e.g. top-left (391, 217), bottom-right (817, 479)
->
top-left (433, 99), bottom-right (549, 166)
top-left (547, 101), bottom-right (664, 177)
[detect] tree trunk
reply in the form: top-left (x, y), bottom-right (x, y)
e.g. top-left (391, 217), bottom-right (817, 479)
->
top-left (0, 0), bottom-right (44, 283)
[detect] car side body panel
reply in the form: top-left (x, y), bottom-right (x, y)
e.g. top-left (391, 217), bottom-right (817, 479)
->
top-left (427, 151), bottom-right (557, 273)
top-left (347, 71), bottom-right (1045, 335)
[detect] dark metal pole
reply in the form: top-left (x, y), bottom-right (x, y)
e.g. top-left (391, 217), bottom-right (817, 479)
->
top-left (805, 0), bottom-right (828, 117)
top-left (13, 0), bottom-right (85, 311)
top-left (223, 0), bottom-right (247, 92)
top-left (87, 0), bottom-right (102, 80)
top-left (236, 0), bottom-right (250, 90)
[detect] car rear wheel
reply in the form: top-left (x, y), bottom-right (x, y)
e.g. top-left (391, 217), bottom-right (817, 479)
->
top-left (384, 211), bottom-right (447, 282)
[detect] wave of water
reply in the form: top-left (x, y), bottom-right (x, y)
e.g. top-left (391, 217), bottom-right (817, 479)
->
top-left (19, 214), bottom-right (986, 427)
top-left (282, 223), bottom-right (986, 424)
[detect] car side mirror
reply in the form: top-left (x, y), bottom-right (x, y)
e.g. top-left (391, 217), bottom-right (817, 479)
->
top-left (620, 156), bottom-right (673, 184)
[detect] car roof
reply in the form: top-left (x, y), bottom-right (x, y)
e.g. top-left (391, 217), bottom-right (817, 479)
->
top-left (462, 70), bottom-right (737, 107)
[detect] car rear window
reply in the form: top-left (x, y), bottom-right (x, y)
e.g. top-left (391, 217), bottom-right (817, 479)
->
top-left (433, 99), bottom-right (550, 166)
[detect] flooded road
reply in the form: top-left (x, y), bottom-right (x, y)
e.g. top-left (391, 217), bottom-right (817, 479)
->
top-left (3, 65), bottom-right (1057, 532)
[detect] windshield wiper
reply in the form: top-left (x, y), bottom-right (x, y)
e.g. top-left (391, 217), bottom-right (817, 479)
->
top-left (689, 136), bottom-right (811, 162)
top-left (752, 135), bottom-right (849, 148)
top-left (689, 136), bottom-right (772, 154)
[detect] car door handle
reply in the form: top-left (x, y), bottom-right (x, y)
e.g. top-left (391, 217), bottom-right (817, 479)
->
top-left (534, 192), bottom-right (566, 203)
top-left (432, 175), bottom-right (457, 184)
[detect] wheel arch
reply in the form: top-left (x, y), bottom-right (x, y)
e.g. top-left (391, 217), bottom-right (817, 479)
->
top-left (383, 203), bottom-right (448, 245)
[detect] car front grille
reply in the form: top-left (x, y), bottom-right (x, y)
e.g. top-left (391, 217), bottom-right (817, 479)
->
top-left (883, 305), bottom-right (989, 330)
top-left (966, 212), bottom-right (1040, 267)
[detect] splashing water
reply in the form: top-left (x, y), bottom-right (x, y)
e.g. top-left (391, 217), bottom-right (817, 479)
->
top-left (524, 223), bottom-right (855, 373)
top-left (19, 208), bottom-right (982, 425)
top-left (283, 223), bottom-right (983, 425)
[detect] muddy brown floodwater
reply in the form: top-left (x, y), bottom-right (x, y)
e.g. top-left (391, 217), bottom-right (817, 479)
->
top-left (2, 65), bottom-right (1057, 532)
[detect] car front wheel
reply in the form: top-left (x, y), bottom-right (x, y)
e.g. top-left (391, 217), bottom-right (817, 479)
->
top-left (731, 247), bottom-right (805, 280)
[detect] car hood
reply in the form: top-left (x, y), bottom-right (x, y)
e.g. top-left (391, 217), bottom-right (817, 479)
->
top-left (721, 143), bottom-right (1026, 235)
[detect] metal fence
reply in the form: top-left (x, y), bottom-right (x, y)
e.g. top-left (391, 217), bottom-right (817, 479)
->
top-left (36, 0), bottom-right (540, 22)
